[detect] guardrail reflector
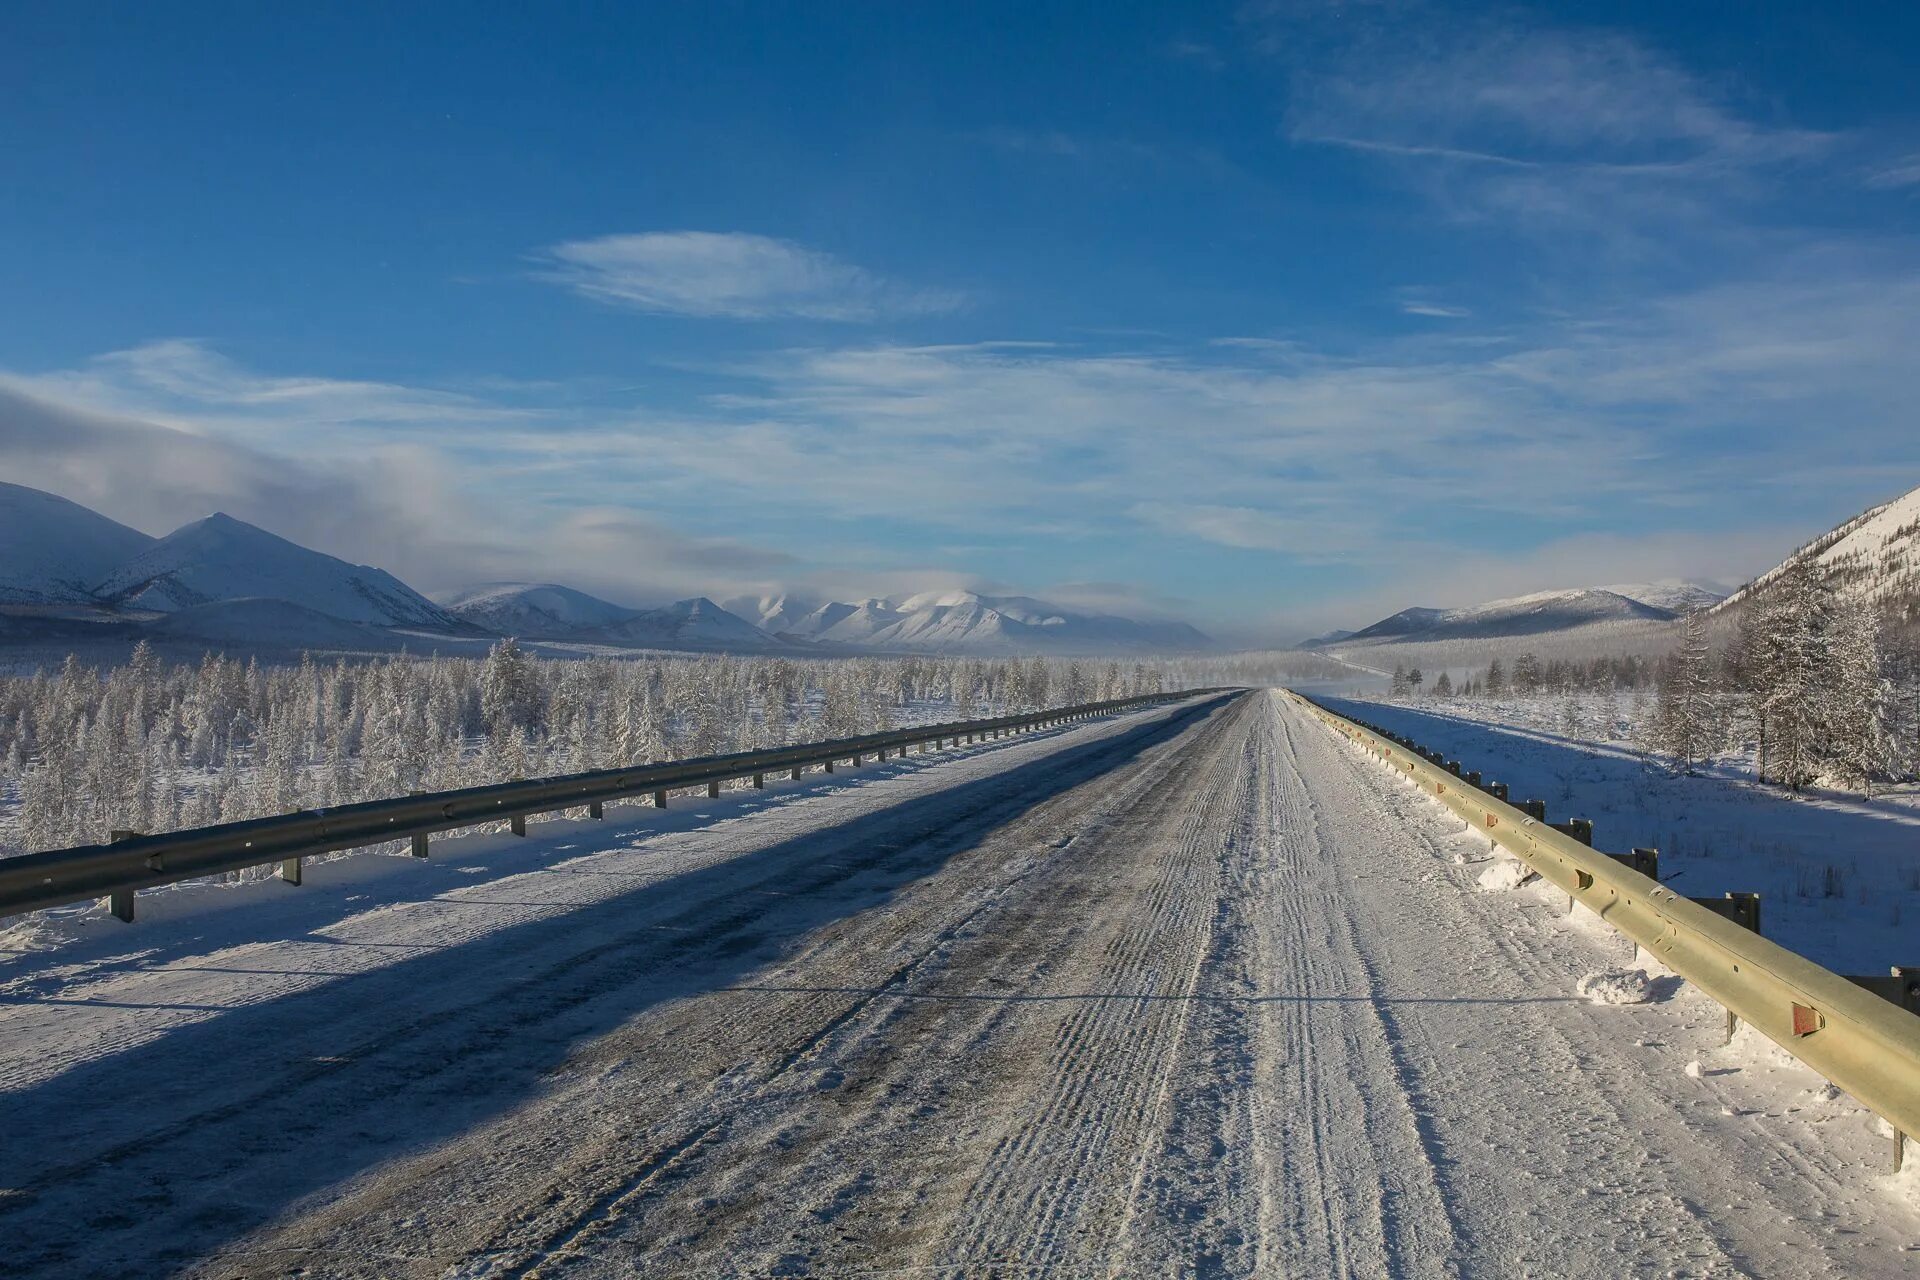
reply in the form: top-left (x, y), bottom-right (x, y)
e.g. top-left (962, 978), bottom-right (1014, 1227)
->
top-left (1791, 1003), bottom-right (1823, 1037)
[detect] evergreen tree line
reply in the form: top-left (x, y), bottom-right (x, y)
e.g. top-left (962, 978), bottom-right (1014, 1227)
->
top-left (1393, 651), bottom-right (1662, 701)
top-left (1647, 561), bottom-right (1920, 790)
top-left (1396, 559), bottom-right (1920, 792)
top-left (0, 643), bottom-right (1173, 855)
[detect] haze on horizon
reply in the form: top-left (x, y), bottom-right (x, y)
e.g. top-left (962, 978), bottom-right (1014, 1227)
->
top-left (4, 2), bottom-right (1920, 644)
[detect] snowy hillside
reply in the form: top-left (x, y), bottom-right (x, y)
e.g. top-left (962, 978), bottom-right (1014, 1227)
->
top-left (1716, 481), bottom-right (1920, 619)
top-left (437, 582), bottom-right (641, 637)
top-left (1601, 581), bottom-right (1729, 614)
top-left (1298, 628), bottom-right (1356, 648)
top-left (1342, 607), bottom-right (1450, 644)
top-left (584, 597), bottom-right (784, 650)
top-left (144, 598), bottom-right (411, 652)
top-left (93, 513), bottom-right (465, 629)
top-left (0, 482), bottom-right (155, 605)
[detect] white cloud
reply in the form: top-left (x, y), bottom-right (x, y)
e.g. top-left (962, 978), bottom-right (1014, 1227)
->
top-left (0, 371), bottom-right (795, 606)
top-left (1865, 155), bottom-right (1920, 190)
top-left (1129, 501), bottom-right (1361, 557)
top-left (10, 241), bottom-right (1920, 633)
top-left (532, 231), bottom-right (965, 321)
top-left (1270, 14), bottom-right (1847, 254)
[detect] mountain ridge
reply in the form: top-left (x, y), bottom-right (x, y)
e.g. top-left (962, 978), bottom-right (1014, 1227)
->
top-left (94, 512), bottom-right (467, 630)
top-left (0, 482), bottom-right (157, 605)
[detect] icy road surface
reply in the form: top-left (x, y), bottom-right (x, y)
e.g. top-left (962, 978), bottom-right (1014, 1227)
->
top-left (1, 691), bottom-right (1915, 1277)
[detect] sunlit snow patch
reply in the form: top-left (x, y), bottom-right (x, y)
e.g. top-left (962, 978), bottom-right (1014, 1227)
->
top-left (1576, 968), bottom-right (1652, 1005)
top-left (1476, 855), bottom-right (1536, 891)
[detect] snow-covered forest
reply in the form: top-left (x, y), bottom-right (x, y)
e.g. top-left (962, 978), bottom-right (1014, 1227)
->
top-left (1382, 558), bottom-right (1920, 791)
top-left (0, 643), bottom-right (1177, 856)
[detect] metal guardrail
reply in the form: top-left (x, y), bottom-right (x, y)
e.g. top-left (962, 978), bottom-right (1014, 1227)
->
top-left (1286, 689), bottom-right (1920, 1172)
top-left (0, 688), bottom-right (1236, 923)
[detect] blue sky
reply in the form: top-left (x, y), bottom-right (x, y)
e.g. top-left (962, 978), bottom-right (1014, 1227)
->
top-left (4, 1), bottom-right (1920, 640)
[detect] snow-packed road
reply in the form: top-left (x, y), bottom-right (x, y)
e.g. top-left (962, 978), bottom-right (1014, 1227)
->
top-left (2, 690), bottom-right (1914, 1277)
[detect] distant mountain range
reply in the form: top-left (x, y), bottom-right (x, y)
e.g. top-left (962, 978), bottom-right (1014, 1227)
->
top-left (1311, 583), bottom-right (1728, 650)
top-left (436, 582), bottom-right (643, 638)
top-left (726, 589), bottom-right (1216, 656)
top-left (1310, 481), bottom-right (1920, 655)
top-left (0, 482), bottom-right (1215, 657)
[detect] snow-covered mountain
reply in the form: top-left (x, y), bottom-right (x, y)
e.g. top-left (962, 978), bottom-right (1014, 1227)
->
top-left (0, 482), bottom-right (156, 605)
top-left (1342, 607), bottom-right (1450, 644)
top-left (728, 588), bottom-right (1215, 654)
top-left (1715, 482), bottom-right (1920, 619)
top-left (723, 593), bottom-right (818, 637)
top-left (825, 590), bottom-right (1213, 655)
top-left (438, 582), bottom-right (641, 637)
top-left (814, 598), bottom-right (908, 645)
top-left (1602, 580), bottom-right (1729, 614)
top-left (0, 484), bottom-right (1216, 658)
top-left (1337, 589), bottom-right (1674, 648)
top-left (93, 513), bottom-right (465, 629)
top-left (583, 597), bottom-right (784, 651)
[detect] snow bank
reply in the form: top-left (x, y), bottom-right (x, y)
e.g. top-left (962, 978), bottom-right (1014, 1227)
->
top-left (1477, 855), bottom-right (1536, 891)
top-left (1576, 968), bottom-right (1651, 1005)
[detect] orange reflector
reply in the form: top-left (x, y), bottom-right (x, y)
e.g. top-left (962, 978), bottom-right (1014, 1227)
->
top-left (1791, 1003), bottom-right (1822, 1037)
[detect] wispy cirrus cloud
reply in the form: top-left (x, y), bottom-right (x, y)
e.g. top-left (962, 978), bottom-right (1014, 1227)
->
top-left (1397, 290), bottom-right (1470, 319)
top-left (1262, 9), bottom-right (1846, 255)
top-left (1865, 155), bottom-right (1920, 190)
top-left (531, 231), bottom-right (965, 321)
top-left (1289, 26), bottom-right (1831, 168)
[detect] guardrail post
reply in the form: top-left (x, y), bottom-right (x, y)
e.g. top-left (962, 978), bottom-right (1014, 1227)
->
top-left (1606, 847), bottom-right (1659, 880)
top-left (1843, 966), bottom-right (1920, 1016)
top-left (1683, 890), bottom-right (1762, 1041)
top-left (280, 855), bottom-right (303, 884)
top-left (753, 773), bottom-right (766, 789)
top-left (412, 832), bottom-right (430, 858)
top-left (1550, 818), bottom-right (1593, 846)
top-left (790, 766), bottom-right (802, 781)
top-left (510, 815), bottom-right (527, 837)
top-left (1520, 799), bottom-right (1547, 821)
top-left (654, 789), bottom-right (668, 808)
top-left (106, 829), bottom-right (140, 921)
top-left (1687, 892), bottom-right (1759, 931)
top-left (1488, 781), bottom-right (1509, 801)
top-left (588, 801), bottom-right (604, 819)
top-left (707, 781), bottom-right (721, 798)
top-left (824, 758), bottom-right (834, 773)
top-left (1465, 770), bottom-right (1482, 789)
